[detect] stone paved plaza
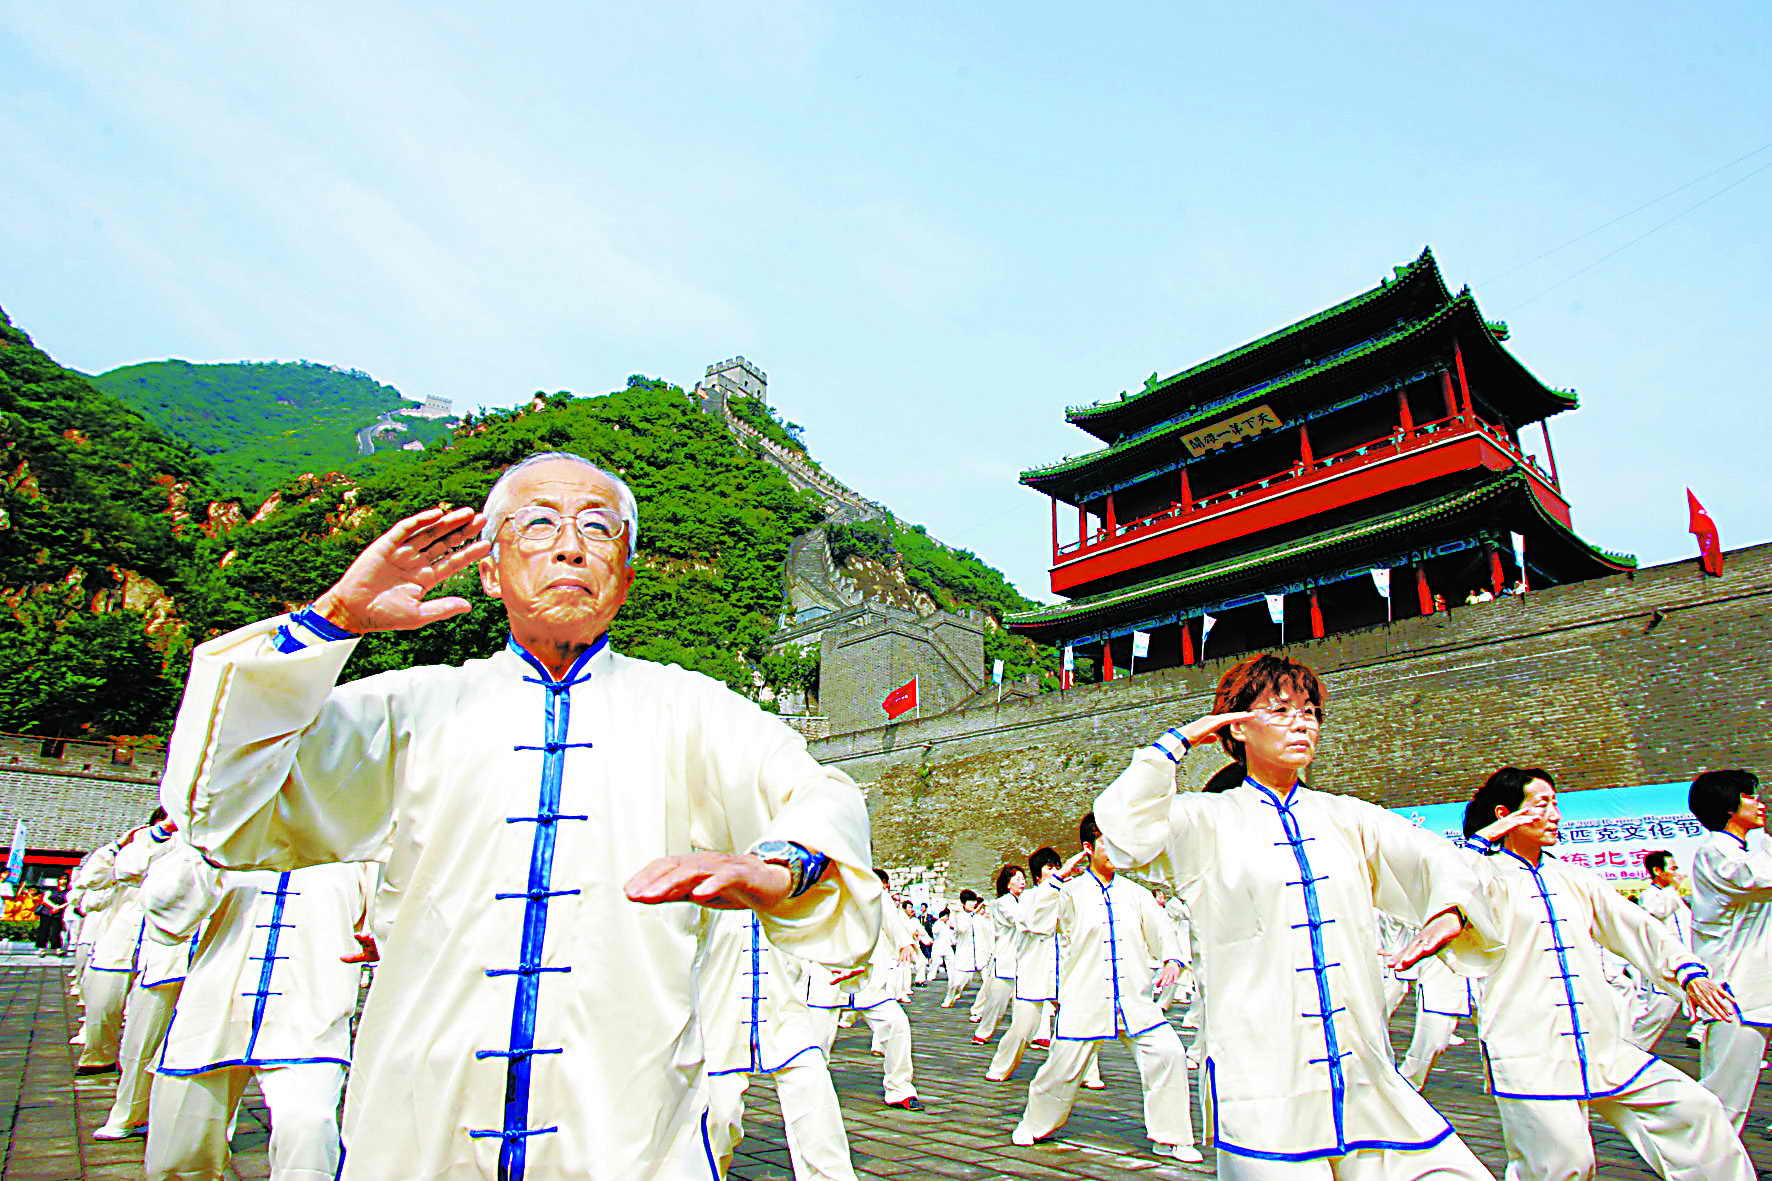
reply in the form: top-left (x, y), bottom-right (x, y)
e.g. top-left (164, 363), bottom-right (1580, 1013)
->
top-left (3, 959), bottom-right (1771, 1178)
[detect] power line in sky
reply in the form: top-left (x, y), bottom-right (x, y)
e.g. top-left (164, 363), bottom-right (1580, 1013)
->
top-left (1480, 139), bottom-right (1772, 289)
top-left (1508, 153), bottom-right (1772, 311)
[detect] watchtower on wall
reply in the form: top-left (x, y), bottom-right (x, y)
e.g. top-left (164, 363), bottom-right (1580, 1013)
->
top-left (1009, 247), bottom-right (1636, 678)
top-left (694, 356), bottom-right (768, 417)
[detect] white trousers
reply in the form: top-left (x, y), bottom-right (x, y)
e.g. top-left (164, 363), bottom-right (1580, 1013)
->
top-left (1216, 1134), bottom-right (1490, 1180)
top-left (1015, 1023), bottom-right (1194, 1148)
top-left (1699, 1020), bottom-right (1770, 1134)
top-left (146, 1062), bottom-right (346, 1181)
top-left (104, 981), bottom-right (182, 1130)
top-left (973, 976), bottom-right (1014, 1040)
top-left (77, 968), bottom-right (133, 1067)
top-left (941, 969), bottom-right (977, 1008)
top-left (707, 1057), bottom-right (858, 1181)
top-left (1627, 986), bottom-right (1682, 1053)
top-left (819, 1003), bottom-right (916, 1103)
top-left (1495, 1057), bottom-right (1751, 1181)
top-left (1399, 1012), bottom-right (1457, 1090)
top-left (988, 1000), bottom-right (1095, 1084)
top-left (1382, 975), bottom-right (1410, 1024)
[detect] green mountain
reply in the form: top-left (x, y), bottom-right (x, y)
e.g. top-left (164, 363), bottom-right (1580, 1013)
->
top-left (2, 310), bottom-right (1055, 737)
top-left (87, 359), bottom-right (433, 497)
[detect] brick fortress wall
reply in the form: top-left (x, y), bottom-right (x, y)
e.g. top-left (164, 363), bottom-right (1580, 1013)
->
top-left (0, 734), bottom-right (166, 859)
top-left (812, 543), bottom-right (1772, 887)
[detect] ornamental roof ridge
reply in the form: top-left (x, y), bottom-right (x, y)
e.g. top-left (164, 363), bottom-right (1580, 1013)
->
top-left (1064, 247), bottom-right (1444, 423)
top-left (1021, 292), bottom-right (1576, 485)
top-left (1005, 471), bottom-right (1635, 627)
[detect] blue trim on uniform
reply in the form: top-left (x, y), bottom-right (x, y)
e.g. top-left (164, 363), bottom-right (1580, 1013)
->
top-left (1252, 777), bottom-right (1354, 1151)
top-left (243, 874), bottom-right (297, 1062)
top-left (699, 1109), bottom-right (719, 1179)
top-left (156, 1054), bottom-right (350, 1076)
top-left (1092, 868), bottom-right (1129, 1035)
top-left (1501, 848), bottom-right (1603, 1099)
top-left (469, 634), bottom-right (604, 1177)
top-left (1462, 834), bottom-right (1495, 855)
top-left (1151, 729), bottom-right (1190, 764)
top-left (1208, 1055), bottom-right (1456, 1161)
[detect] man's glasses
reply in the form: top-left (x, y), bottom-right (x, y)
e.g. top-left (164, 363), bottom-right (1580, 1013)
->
top-left (504, 505), bottom-right (627, 544)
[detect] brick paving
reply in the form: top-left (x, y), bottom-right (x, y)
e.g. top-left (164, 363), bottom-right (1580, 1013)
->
top-left (3, 960), bottom-right (1770, 1178)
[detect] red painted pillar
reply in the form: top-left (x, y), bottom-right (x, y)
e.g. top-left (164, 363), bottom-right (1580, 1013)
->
top-left (1416, 566), bottom-right (1433, 615)
top-left (1049, 497), bottom-right (1058, 562)
top-left (1541, 421), bottom-right (1561, 488)
top-left (1308, 589), bottom-right (1325, 639)
top-left (1489, 548), bottom-right (1506, 597)
top-left (1397, 387), bottom-right (1414, 433)
top-left (1181, 620), bottom-right (1196, 666)
top-left (1105, 493), bottom-right (1118, 537)
top-left (1299, 423), bottom-right (1314, 468)
top-left (1439, 370), bottom-right (1458, 421)
top-left (1454, 340), bottom-right (1475, 422)
top-left (1179, 467), bottom-right (1192, 515)
top-left (1077, 504), bottom-right (1086, 546)
top-left (1101, 640), bottom-right (1115, 682)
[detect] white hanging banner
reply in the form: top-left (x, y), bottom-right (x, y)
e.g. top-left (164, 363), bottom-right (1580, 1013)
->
top-left (991, 658), bottom-right (1004, 685)
top-left (1200, 613), bottom-right (1217, 643)
top-left (1510, 532), bottom-right (1528, 587)
top-left (1370, 567), bottom-right (1391, 599)
top-left (1131, 630), bottom-right (1151, 659)
top-left (1265, 593), bottom-right (1285, 625)
top-left (1061, 646), bottom-right (1075, 671)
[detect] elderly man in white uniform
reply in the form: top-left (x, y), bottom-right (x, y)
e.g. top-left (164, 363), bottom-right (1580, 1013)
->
top-left (1687, 768), bottom-right (1772, 1133)
top-left (159, 452), bottom-right (881, 1181)
top-left (140, 842), bottom-right (378, 1181)
top-left (1093, 654), bottom-right (1495, 1179)
top-left (1452, 767), bottom-right (1749, 1181)
top-left (1011, 816), bottom-right (1197, 1161)
top-left (701, 909), bottom-right (857, 1180)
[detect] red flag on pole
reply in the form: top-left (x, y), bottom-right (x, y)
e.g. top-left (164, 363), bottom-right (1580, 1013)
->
top-left (882, 677), bottom-right (919, 719)
top-left (1687, 489), bottom-right (1724, 576)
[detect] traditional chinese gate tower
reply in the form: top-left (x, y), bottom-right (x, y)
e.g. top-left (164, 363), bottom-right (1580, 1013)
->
top-left (1007, 248), bottom-right (1635, 677)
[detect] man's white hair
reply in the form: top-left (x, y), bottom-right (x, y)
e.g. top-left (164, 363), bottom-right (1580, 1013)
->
top-left (480, 451), bottom-right (639, 566)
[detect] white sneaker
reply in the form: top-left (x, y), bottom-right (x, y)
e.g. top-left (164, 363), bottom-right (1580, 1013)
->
top-left (1154, 1143), bottom-right (1204, 1162)
top-left (1010, 1125), bottom-right (1037, 1147)
top-left (93, 1124), bottom-right (148, 1141)
top-left (1448, 1035), bottom-right (1466, 1046)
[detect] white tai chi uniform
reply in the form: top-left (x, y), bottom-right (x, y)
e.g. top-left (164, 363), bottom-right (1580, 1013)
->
top-left (68, 847), bottom-right (118, 1000)
top-left (942, 908), bottom-right (990, 1007)
top-left (966, 907), bottom-right (998, 1020)
top-left (1014, 868), bottom-right (1194, 1150)
top-left (1094, 732), bottom-right (1493, 1179)
top-left (807, 905), bottom-right (920, 1104)
top-left (972, 892), bottom-right (1022, 1040)
top-left (1399, 952), bottom-right (1471, 1090)
top-left (1689, 829), bottom-right (1772, 1132)
top-left (161, 615), bottom-right (881, 1181)
top-left (987, 888), bottom-right (1063, 1082)
top-left (142, 845), bottom-right (377, 1181)
top-left (1627, 882), bottom-right (1692, 1051)
top-left (101, 825), bottom-right (193, 1135)
top-left (702, 910), bottom-right (856, 1181)
top-left (1448, 836), bottom-right (1748, 1181)
top-left (80, 839), bottom-right (141, 1068)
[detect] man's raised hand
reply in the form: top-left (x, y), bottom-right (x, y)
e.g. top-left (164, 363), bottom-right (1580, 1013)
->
top-left (311, 505), bottom-right (491, 634)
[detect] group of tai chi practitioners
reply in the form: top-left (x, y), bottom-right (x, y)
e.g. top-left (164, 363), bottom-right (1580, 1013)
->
top-left (53, 448), bottom-right (1772, 1179)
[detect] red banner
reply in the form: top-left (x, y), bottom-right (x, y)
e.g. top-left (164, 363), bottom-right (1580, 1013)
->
top-left (882, 677), bottom-right (918, 719)
top-left (1687, 489), bottom-right (1724, 576)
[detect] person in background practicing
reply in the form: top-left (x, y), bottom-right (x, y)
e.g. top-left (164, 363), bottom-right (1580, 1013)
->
top-left (1687, 768), bottom-right (1772, 1134)
top-left (1627, 849), bottom-right (1693, 1052)
top-left (1452, 767), bottom-right (1748, 1181)
top-left (1092, 653), bottom-right (1494, 1178)
top-left (806, 869), bottom-right (923, 1112)
top-left (702, 908), bottom-right (858, 1181)
top-left (941, 891), bottom-right (989, 1008)
top-left (970, 865), bottom-right (1025, 1044)
top-left (1010, 814), bottom-right (1198, 1162)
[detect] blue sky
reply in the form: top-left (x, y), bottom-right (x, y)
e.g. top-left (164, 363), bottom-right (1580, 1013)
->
top-left (3, 1), bottom-right (1767, 601)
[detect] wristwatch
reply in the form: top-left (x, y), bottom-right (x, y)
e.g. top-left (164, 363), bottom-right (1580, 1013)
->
top-left (750, 840), bottom-right (830, 898)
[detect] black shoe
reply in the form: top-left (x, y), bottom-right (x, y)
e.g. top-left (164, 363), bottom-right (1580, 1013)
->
top-left (74, 1063), bottom-right (118, 1076)
top-left (886, 1097), bottom-right (925, 1112)
top-left (1684, 1036), bottom-right (1702, 1049)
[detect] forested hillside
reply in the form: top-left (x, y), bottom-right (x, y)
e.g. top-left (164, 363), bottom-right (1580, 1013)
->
top-left (88, 359), bottom-right (427, 497)
top-left (3, 307), bottom-right (1055, 737)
